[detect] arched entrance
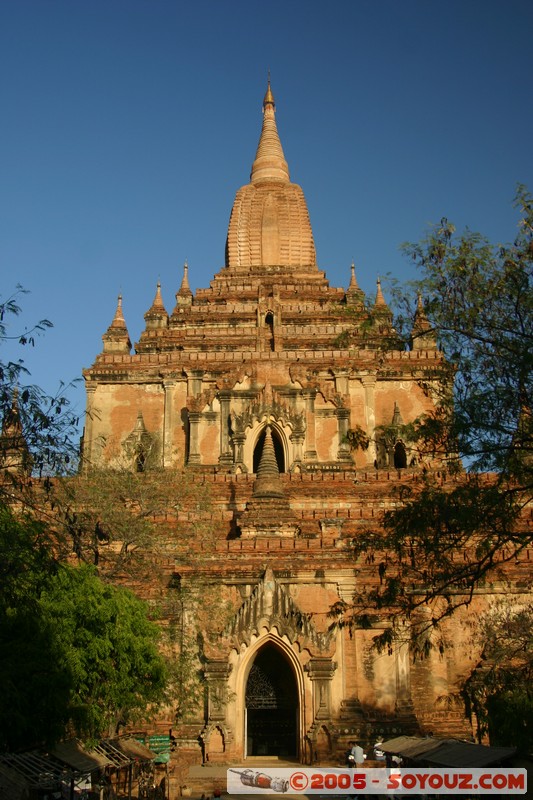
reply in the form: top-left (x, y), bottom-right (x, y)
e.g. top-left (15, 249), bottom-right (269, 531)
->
top-left (245, 643), bottom-right (298, 757)
top-left (393, 441), bottom-right (407, 468)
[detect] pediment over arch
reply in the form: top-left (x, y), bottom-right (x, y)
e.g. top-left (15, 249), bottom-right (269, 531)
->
top-left (225, 567), bottom-right (334, 656)
top-left (230, 386), bottom-right (305, 437)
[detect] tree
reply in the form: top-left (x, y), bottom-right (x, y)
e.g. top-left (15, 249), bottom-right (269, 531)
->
top-left (47, 465), bottom-right (234, 730)
top-left (40, 563), bottom-right (167, 742)
top-left (0, 492), bottom-right (167, 750)
top-left (0, 291), bottom-right (171, 748)
top-left (0, 287), bottom-right (79, 503)
top-left (334, 187), bottom-right (533, 650)
top-left (398, 185), bottom-right (532, 477)
top-left (161, 574), bottom-right (236, 725)
top-left (0, 505), bottom-right (72, 750)
top-left (463, 601), bottom-right (533, 751)
top-left (48, 461), bottom-right (217, 580)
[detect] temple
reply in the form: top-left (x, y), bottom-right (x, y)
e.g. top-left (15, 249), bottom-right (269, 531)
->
top-left (80, 83), bottom-right (522, 768)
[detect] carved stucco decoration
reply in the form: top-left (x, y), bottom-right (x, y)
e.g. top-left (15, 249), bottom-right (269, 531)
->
top-left (215, 368), bottom-right (252, 392)
top-left (230, 385), bottom-right (305, 439)
top-left (186, 386), bottom-right (219, 413)
top-left (316, 382), bottom-right (346, 409)
top-left (289, 365), bottom-right (349, 409)
top-left (225, 567), bottom-right (334, 656)
top-left (122, 411), bottom-right (157, 465)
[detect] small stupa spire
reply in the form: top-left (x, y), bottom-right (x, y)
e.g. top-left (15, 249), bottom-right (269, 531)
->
top-left (413, 292), bottom-right (430, 331)
top-left (346, 260), bottom-right (366, 308)
top-left (250, 78), bottom-right (290, 184)
top-left (110, 294), bottom-right (126, 327)
top-left (102, 295), bottom-right (131, 354)
top-left (411, 291), bottom-right (437, 350)
top-left (349, 261), bottom-right (359, 290)
top-left (178, 261), bottom-right (193, 296)
top-left (392, 401), bottom-right (404, 427)
top-left (0, 388), bottom-right (32, 475)
top-left (172, 261), bottom-right (194, 313)
top-left (374, 277), bottom-right (388, 308)
top-left (370, 278), bottom-right (394, 335)
top-left (133, 409), bottom-right (148, 433)
top-left (144, 281), bottom-right (168, 329)
top-left (153, 281), bottom-right (166, 310)
top-left (253, 425), bottom-right (284, 498)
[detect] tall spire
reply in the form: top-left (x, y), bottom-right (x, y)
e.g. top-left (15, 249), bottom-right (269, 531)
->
top-left (225, 81), bottom-right (317, 270)
top-left (250, 79), bottom-right (290, 184)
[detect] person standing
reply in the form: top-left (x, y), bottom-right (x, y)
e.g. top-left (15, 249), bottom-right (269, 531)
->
top-left (350, 741), bottom-right (365, 767)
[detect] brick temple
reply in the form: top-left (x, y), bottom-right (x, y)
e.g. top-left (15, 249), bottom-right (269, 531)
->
top-left (80, 82), bottom-right (530, 769)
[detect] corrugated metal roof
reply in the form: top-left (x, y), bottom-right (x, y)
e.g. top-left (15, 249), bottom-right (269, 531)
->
top-left (97, 740), bottom-right (134, 767)
top-left (0, 750), bottom-right (69, 788)
top-left (52, 739), bottom-right (112, 771)
top-left (381, 736), bottom-right (436, 755)
top-left (381, 736), bottom-right (517, 767)
top-left (111, 737), bottom-right (157, 762)
top-left (384, 737), bottom-right (450, 759)
top-left (423, 741), bottom-right (517, 768)
top-left (0, 734), bottom-right (158, 796)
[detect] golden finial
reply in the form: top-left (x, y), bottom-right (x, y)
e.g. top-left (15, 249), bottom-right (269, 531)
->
top-left (263, 72), bottom-right (275, 108)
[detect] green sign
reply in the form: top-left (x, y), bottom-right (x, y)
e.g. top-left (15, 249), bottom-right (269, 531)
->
top-left (134, 734), bottom-right (172, 763)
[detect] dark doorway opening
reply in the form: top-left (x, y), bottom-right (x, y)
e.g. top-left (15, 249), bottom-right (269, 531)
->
top-left (393, 441), bottom-right (407, 469)
top-left (253, 427), bottom-right (285, 474)
top-left (265, 312), bottom-right (275, 351)
top-left (245, 644), bottom-right (298, 757)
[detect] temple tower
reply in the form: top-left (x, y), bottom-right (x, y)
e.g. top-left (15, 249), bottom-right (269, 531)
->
top-left (79, 83), bottom-right (476, 767)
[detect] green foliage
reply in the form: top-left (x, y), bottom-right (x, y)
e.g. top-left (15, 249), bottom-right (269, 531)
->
top-left (163, 586), bottom-right (206, 724)
top-left (53, 466), bottom-right (215, 578)
top-left (161, 578), bottom-right (236, 724)
top-left (340, 187), bottom-right (533, 651)
top-left (0, 287), bottom-right (79, 499)
top-left (0, 506), bottom-right (71, 750)
top-left (401, 186), bottom-right (532, 475)
top-left (487, 689), bottom-right (533, 754)
top-left (0, 503), bottom-right (167, 750)
top-left (344, 425), bottom-right (371, 452)
top-left (346, 476), bottom-right (524, 626)
top-left (50, 467), bottom-right (227, 729)
top-left (40, 564), bottom-right (167, 741)
top-left (0, 292), bottom-right (173, 748)
top-left (334, 304), bottom-right (403, 352)
top-left (462, 602), bottom-right (533, 752)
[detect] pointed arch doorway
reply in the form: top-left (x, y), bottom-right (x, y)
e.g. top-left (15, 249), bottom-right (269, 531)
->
top-left (245, 644), bottom-right (298, 758)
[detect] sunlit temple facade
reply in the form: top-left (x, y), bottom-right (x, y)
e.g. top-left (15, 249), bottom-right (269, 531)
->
top-left (80, 83), bottom-right (517, 766)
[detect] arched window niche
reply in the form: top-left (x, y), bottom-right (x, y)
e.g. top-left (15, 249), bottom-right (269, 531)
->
top-left (253, 425), bottom-right (285, 474)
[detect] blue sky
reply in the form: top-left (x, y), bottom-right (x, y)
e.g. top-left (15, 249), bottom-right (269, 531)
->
top-left (1, 0), bottom-right (532, 428)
